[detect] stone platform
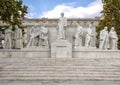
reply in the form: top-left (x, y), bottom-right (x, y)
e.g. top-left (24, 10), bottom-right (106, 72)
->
top-left (0, 49), bottom-right (120, 85)
top-left (0, 48), bottom-right (119, 58)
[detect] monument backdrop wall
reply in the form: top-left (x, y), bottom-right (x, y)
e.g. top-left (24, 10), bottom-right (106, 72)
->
top-left (21, 18), bottom-right (99, 46)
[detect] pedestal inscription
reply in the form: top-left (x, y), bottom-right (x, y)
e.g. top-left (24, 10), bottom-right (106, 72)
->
top-left (51, 39), bottom-right (72, 58)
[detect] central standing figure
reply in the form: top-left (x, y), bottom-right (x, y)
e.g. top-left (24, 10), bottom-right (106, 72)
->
top-left (57, 12), bottom-right (67, 39)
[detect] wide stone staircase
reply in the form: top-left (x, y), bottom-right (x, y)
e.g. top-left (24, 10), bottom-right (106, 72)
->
top-left (0, 56), bottom-right (120, 85)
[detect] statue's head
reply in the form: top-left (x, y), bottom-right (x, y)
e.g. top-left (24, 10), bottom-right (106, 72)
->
top-left (76, 23), bottom-right (79, 26)
top-left (9, 25), bottom-right (13, 29)
top-left (111, 27), bottom-right (115, 31)
top-left (89, 24), bottom-right (92, 28)
top-left (61, 12), bottom-right (64, 17)
top-left (15, 25), bottom-right (18, 28)
top-left (104, 26), bottom-right (108, 30)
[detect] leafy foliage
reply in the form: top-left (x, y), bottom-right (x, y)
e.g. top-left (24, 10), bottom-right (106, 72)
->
top-left (0, 0), bottom-right (27, 30)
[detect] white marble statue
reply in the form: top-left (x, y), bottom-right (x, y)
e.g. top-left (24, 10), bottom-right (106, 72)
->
top-left (23, 29), bottom-right (28, 47)
top-left (39, 26), bottom-right (49, 48)
top-left (57, 12), bottom-right (67, 39)
top-left (85, 24), bottom-right (95, 47)
top-left (73, 23), bottom-right (83, 48)
top-left (14, 25), bottom-right (23, 49)
top-left (26, 25), bottom-right (40, 47)
top-left (3, 26), bottom-right (13, 49)
top-left (90, 24), bottom-right (96, 47)
top-left (109, 27), bottom-right (118, 50)
top-left (11, 30), bottom-right (15, 48)
top-left (99, 26), bottom-right (109, 50)
top-left (0, 31), bottom-right (4, 48)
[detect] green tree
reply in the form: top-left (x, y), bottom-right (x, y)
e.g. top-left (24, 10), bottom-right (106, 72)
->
top-left (0, 0), bottom-right (27, 31)
top-left (97, 0), bottom-right (120, 49)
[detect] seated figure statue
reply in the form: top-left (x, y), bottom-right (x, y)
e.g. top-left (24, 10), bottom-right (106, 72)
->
top-left (26, 25), bottom-right (40, 47)
top-left (109, 27), bottom-right (118, 50)
top-left (99, 26), bottom-right (109, 50)
top-left (39, 26), bottom-right (49, 48)
top-left (73, 23), bottom-right (83, 48)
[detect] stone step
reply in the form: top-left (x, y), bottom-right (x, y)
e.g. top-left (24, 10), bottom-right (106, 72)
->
top-left (0, 65), bottom-right (119, 81)
top-left (1, 59), bottom-right (120, 66)
top-left (0, 74), bottom-right (119, 80)
top-left (2, 65), bottom-right (120, 68)
top-left (1, 68), bottom-right (120, 72)
top-left (1, 58), bottom-right (119, 61)
top-left (0, 57), bottom-right (120, 61)
top-left (0, 75), bottom-right (120, 81)
top-left (0, 58), bottom-right (120, 81)
top-left (1, 72), bottom-right (119, 76)
top-left (1, 66), bottom-right (120, 71)
top-left (1, 66), bottom-right (119, 71)
top-left (0, 80), bottom-right (120, 85)
top-left (0, 71), bottom-right (120, 76)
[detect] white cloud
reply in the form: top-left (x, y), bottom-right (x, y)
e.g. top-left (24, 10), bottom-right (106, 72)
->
top-left (40, 0), bottom-right (103, 18)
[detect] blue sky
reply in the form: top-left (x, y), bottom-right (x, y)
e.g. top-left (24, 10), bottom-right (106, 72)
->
top-left (22, 0), bottom-right (102, 18)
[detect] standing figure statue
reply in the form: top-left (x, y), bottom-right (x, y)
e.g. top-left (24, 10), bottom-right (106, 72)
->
top-left (39, 26), bottom-right (49, 48)
top-left (0, 30), bottom-right (4, 48)
top-left (73, 23), bottom-right (83, 48)
top-left (23, 29), bottom-right (28, 47)
top-left (3, 26), bottom-right (13, 49)
top-left (11, 30), bottom-right (15, 48)
top-left (85, 24), bottom-right (95, 47)
top-left (14, 25), bottom-right (23, 49)
top-left (99, 26), bottom-right (109, 50)
top-left (90, 24), bottom-right (96, 47)
top-left (57, 12), bottom-right (67, 39)
top-left (26, 25), bottom-right (40, 47)
top-left (109, 27), bottom-right (118, 50)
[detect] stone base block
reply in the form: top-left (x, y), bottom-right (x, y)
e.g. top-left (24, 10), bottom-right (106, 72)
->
top-left (51, 39), bottom-right (72, 58)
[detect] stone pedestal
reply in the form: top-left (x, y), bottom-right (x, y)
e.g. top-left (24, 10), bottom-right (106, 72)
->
top-left (51, 39), bottom-right (72, 58)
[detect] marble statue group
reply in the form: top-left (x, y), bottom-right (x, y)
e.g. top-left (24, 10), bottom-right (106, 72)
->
top-left (3, 25), bottom-right (23, 49)
top-left (0, 13), bottom-right (118, 50)
top-left (99, 26), bottom-right (118, 50)
top-left (24, 24), bottom-right (49, 48)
